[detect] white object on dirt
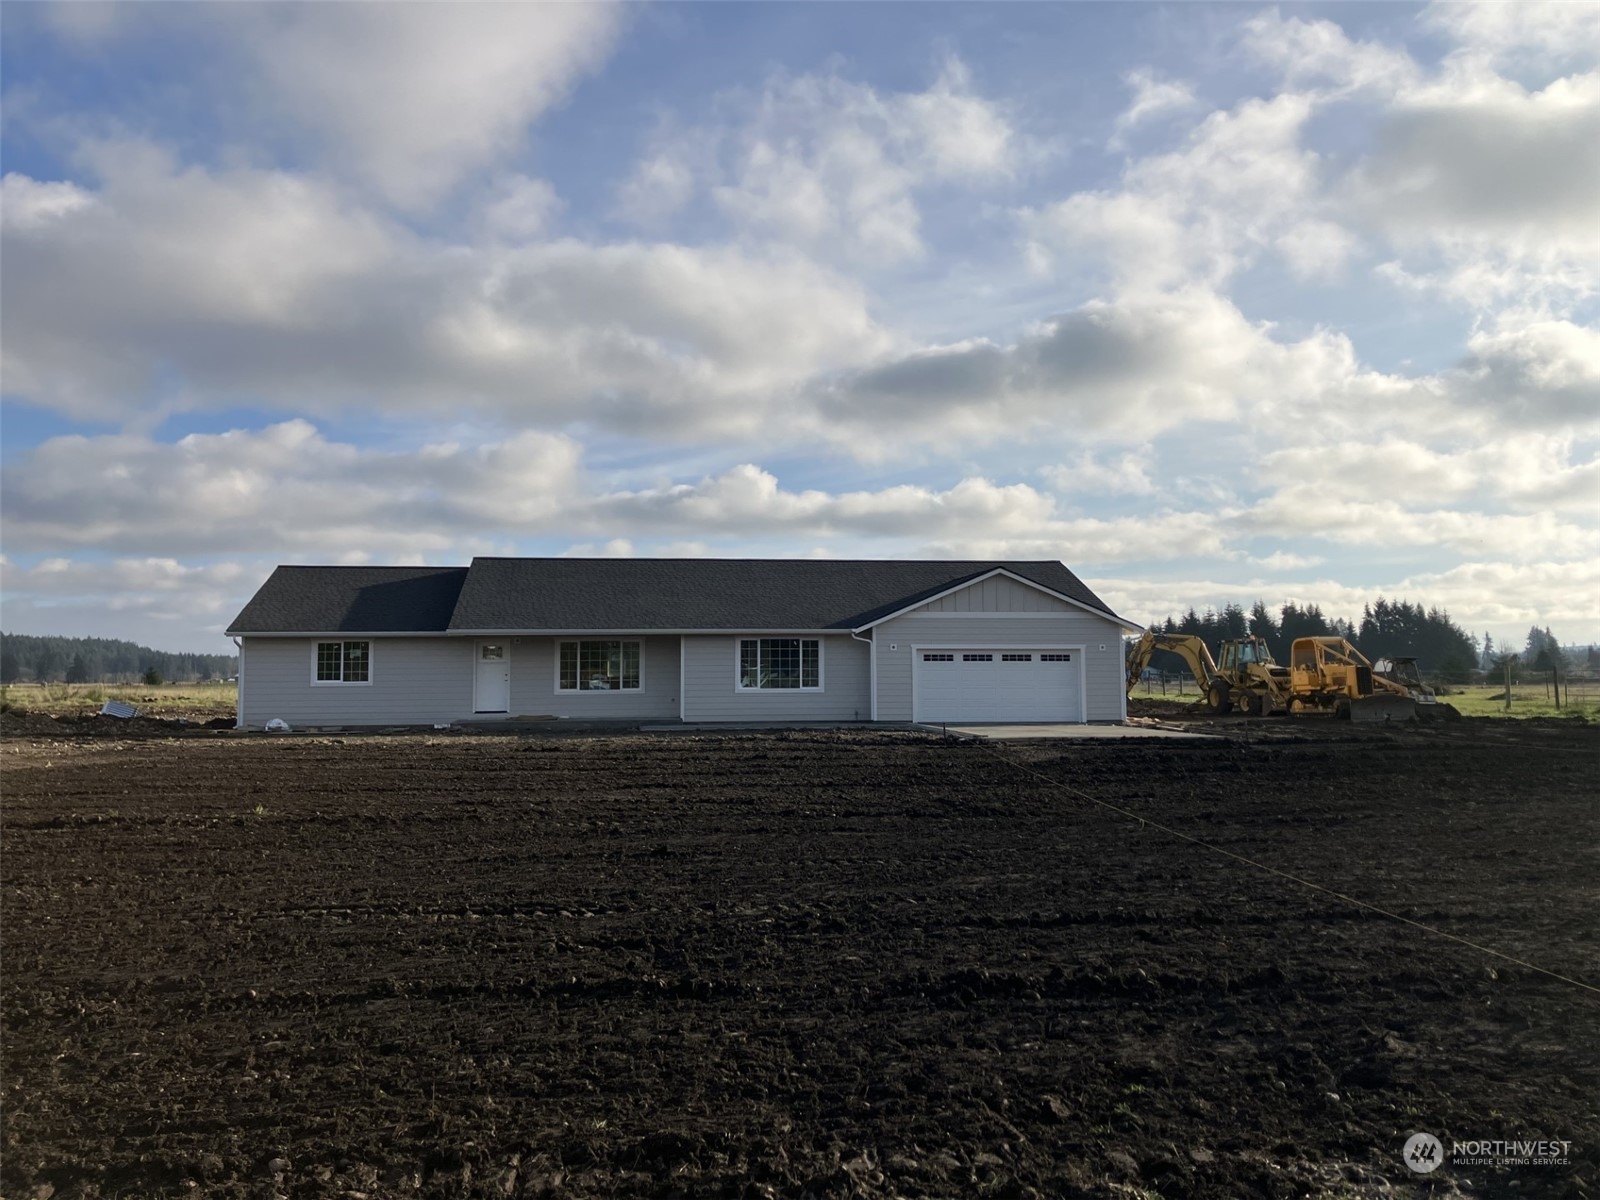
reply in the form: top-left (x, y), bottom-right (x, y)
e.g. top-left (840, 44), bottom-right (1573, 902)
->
top-left (100, 700), bottom-right (139, 719)
top-left (264, 718), bottom-right (292, 733)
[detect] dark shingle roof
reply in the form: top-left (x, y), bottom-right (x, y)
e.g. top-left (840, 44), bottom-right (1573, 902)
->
top-left (226, 566), bottom-right (470, 634)
top-left (447, 558), bottom-right (1120, 631)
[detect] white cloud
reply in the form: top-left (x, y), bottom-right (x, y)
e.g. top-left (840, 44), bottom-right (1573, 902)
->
top-left (245, 3), bottom-right (621, 209)
top-left (0, 173), bottom-right (95, 228)
top-left (30, 2), bottom-right (622, 211)
top-left (1452, 314), bottom-right (1600, 428)
top-left (1422, 1), bottom-right (1600, 73)
top-left (811, 287), bottom-right (1415, 451)
top-left (1258, 433), bottom-right (1600, 511)
top-left (1024, 92), bottom-right (1334, 288)
top-left (0, 421), bottom-right (1226, 566)
top-left (627, 57), bottom-right (1016, 263)
top-left (0, 421), bottom-right (584, 556)
top-left (1349, 69), bottom-right (1600, 309)
top-left (1238, 10), bottom-right (1600, 310)
top-left (476, 175), bottom-right (562, 243)
top-left (0, 555), bottom-right (260, 645)
top-left (1041, 454), bottom-right (1156, 496)
top-left (1238, 492), bottom-right (1600, 561)
top-left (1249, 552), bottom-right (1325, 571)
top-left (0, 154), bottom-right (894, 435)
top-left (1110, 68), bottom-right (1197, 148)
top-left (1240, 10), bottom-right (1420, 96)
top-left (613, 152), bottom-right (696, 227)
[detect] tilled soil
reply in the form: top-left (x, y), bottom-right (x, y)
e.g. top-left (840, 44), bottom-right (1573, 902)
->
top-left (2, 724), bottom-right (1596, 1199)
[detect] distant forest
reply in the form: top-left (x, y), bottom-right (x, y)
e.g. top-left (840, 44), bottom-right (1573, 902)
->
top-left (1145, 598), bottom-right (1590, 682)
top-left (0, 633), bottom-right (238, 685)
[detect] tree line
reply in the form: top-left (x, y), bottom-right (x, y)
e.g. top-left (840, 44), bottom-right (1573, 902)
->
top-left (1148, 598), bottom-right (1482, 682)
top-left (1481, 626), bottom-right (1599, 682)
top-left (0, 633), bottom-right (238, 685)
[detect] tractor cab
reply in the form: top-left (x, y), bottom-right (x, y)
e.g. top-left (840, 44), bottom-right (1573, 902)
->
top-left (1218, 637), bottom-right (1276, 674)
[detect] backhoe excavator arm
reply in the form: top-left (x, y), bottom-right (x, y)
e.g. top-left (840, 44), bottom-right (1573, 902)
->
top-left (1125, 632), bottom-right (1220, 696)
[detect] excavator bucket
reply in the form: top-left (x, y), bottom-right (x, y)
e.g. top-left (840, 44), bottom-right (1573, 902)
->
top-left (1349, 694), bottom-right (1417, 723)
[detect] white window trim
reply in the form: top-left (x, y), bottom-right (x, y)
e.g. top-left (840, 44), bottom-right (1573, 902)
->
top-left (734, 636), bottom-right (825, 693)
top-left (553, 638), bottom-right (645, 692)
top-left (310, 639), bottom-right (374, 687)
top-left (909, 642), bottom-right (1086, 725)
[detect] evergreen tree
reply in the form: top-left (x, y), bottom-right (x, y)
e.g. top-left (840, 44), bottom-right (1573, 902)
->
top-left (33, 645), bottom-right (62, 683)
top-left (65, 653), bottom-right (90, 684)
top-left (0, 648), bottom-right (19, 684)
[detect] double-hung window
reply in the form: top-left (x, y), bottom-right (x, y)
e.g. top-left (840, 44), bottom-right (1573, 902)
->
top-left (314, 640), bottom-right (370, 684)
top-left (738, 638), bottom-right (821, 690)
top-left (558, 641), bottom-right (641, 691)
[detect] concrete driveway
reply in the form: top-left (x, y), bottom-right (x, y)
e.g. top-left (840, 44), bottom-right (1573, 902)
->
top-left (931, 722), bottom-right (1214, 740)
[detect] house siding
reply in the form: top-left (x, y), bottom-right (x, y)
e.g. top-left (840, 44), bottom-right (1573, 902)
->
top-left (238, 637), bottom-right (473, 728)
top-left (873, 582), bottom-right (1128, 723)
top-left (915, 574), bottom-right (1074, 613)
top-left (508, 636), bottom-right (681, 720)
top-left (681, 635), bottom-right (871, 722)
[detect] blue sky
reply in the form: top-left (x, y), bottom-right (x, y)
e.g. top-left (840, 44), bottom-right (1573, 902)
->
top-left (2, 1), bottom-right (1597, 652)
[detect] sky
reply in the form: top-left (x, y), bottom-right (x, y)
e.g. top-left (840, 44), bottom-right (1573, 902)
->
top-left (1, 1), bottom-right (1597, 654)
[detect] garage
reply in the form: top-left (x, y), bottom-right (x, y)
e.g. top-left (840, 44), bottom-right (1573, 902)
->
top-left (913, 648), bottom-right (1083, 723)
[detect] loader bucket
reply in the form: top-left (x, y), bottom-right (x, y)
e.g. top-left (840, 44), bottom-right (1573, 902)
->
top-left (1350, 694), bottom-right (1417, 723)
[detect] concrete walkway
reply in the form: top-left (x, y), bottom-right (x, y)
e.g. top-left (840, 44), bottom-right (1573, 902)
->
top-left (932, 722), bottom-right (1215, 740)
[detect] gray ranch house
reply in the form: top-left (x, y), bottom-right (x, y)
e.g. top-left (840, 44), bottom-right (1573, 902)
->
top-left (226, 558), bottom-right (1141, 729)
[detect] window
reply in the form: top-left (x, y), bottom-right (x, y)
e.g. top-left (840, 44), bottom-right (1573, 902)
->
top-left (923, 653), bottom-right (954, 662)
top-left (739, 638), bottom-right (820, 689)
top-left (559, 641), bottom-right (641, 690)
top-left (962, 653), bottom-right (993, 662)
top-left (314, 641), bottom-right (370, 684)
top-left (1002, 653), bottom-right (1033, 662)
top-left (1041, 653), bottom-right (1072, 662)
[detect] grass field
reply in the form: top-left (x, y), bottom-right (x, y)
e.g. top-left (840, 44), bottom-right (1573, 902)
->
top-left (1445, 682), bottom-right (1599, 720)
top-left (0, 681), bottom-right (237, 719)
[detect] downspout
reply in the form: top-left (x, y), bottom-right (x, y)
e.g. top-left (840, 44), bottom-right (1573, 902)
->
top-left (851, 629), bottom-right (876, 722)
top-left (1119, 636), bottom-right (1129, 724)
top-left (231, 637), bottom-right (244, 730)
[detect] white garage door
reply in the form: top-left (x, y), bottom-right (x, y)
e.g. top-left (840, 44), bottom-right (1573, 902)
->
top-left (914, 649), bottom-right (1082, 723)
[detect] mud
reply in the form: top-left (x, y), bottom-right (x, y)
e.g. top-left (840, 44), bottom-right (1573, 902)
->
top-left (2, 725), bottom-right (1595, 1198)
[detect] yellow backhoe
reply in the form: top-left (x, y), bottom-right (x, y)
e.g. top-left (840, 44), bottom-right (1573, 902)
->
top-left (1124, 632), bottom-right (1287, 716)
top-left (1126, 631), bottom-right (1416, 722)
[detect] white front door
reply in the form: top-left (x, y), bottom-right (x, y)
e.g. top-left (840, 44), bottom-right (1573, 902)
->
top-left (475, 642), bottom-right (510, 713)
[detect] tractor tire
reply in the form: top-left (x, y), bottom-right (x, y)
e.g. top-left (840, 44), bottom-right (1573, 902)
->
top-left (1207, 681), bottom-right (1233, 715)
top-left (1244, 691), bottom-right (1266, 718)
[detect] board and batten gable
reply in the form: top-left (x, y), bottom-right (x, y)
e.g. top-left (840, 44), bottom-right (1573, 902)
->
top-left (238, 637), bottom-right (473, 728)
top-left (871, 574), bottom-right (1128, 723)
top-left (680, 634), bottom-right (872, 722)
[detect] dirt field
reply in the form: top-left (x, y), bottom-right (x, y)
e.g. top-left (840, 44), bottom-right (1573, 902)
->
top-left (3, 721), bottom-right (1596, 1199)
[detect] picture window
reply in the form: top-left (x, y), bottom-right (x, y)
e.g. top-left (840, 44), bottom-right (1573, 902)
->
top-left (559, 641), bottom-right (640, 690)
top-left (739, 639), bottom-right (820, 689)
